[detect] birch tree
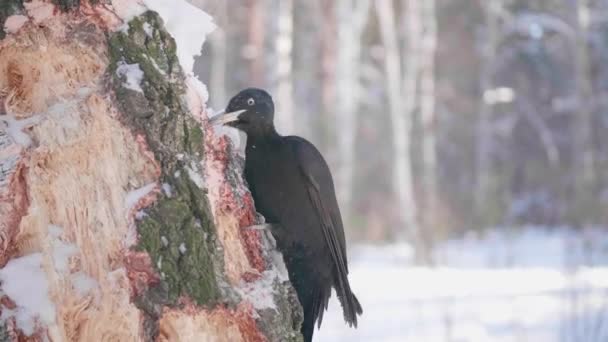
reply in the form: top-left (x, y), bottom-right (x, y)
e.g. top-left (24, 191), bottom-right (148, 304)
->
top-left (573, 0), bottom-right (596, 206)
top-left (375, 0), bottom-right (422, 256)
top-left (419, 0), bottom-right (439, 232)
top-left (274, 0), bottom-right (295, 134)
top-left (474, 0), bottom-right (502, 217)
top-left (335, 0), bottom-right (371, 224)
top-left (247, 0), bottom-right (266, 85)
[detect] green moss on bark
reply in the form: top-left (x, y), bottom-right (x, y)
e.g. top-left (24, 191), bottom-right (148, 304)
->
top-left (108, 11), bottom-right (222, 308)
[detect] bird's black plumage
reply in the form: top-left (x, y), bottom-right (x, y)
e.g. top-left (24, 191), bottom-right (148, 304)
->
top-left (211, 88), bottom-right (362, 341)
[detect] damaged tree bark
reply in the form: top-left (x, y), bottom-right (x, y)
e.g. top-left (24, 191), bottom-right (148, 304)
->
top-left (0, 1), bottom-right (302, 341)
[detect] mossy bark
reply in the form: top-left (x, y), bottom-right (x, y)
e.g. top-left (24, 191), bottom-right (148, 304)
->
top-left (109, 9), bottom-right (224, 311)
top-left (2, 4), bottom-right (303, 340)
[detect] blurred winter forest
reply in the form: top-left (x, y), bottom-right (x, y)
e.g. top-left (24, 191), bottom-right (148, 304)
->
top-left (192, 0), bottom-right (608, 256)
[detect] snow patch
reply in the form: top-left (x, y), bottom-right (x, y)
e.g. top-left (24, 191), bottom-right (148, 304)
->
top-left (23, 0), bottom-right (54, 24)
top-left (70, 272), bottom-right (98, 297)
top-left (236, 230), bottom-right (290, 311)
top-left (135, 210), bottom-right (148, 220)
top-left (0, 114), bottom-right (41, 147)
top-left (162, 183), bottom-right (173, 197)
top-left (48, 225), bottom-right (78, 273)
top-left (186, 164), bottom-right (205, 189)
top-left (317, 227), bottom-right (608, 342)
top-left (188, 76), bottom-right (210, 105)
top-left (4, 15), bottom-right (28, 34)
top-left (0, 253), bottom-right (55, 336)
top-left (178, 243), bottom-right (187, 254)
top-left (111, 0), bottom-right (146, 30)
top-left (142, 22), bottom-right (153, 37)
top-left (236, 270), bottom-right (280, 311)
top-left (142, 0), bottom-right (216, 73)
top-left (125, 182), bottom-right (157, 210)
top-left (116, 62), bottom-right (145, 93)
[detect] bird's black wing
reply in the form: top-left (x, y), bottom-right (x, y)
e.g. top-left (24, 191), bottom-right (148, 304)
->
top-left (287, 136), bottom-right (361, 327)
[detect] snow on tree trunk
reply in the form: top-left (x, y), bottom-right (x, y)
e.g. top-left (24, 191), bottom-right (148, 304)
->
top-left (0, 1), bottom-right (302, 341)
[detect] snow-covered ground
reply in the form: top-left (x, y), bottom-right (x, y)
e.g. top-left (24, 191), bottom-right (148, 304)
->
top-left (317, 227), bottom-right (608, 342)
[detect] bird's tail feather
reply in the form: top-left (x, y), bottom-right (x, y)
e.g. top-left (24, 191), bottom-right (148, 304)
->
top-left (334, 271), bottom-right (363, 327)
top-left (302, 287), bottom-right (330, 342)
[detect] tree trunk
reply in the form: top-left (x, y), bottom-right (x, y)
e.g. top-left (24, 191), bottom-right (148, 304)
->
top-left (573, 0), bottom-right (596, 215)
top-left (247, 0), bottom-right (266, 85)
top-left (318, 0), bottom-right (337, 154)
top-left (335, 0), bottom-right (370, 225)
top-left (419, 0), bottom-right (439, 233)
top-left (0, 1), bottom-right (302, 341)
top-left (273, 0), bottom-right (295, 135)
top-left (474, 0), bottom-right (501, 219)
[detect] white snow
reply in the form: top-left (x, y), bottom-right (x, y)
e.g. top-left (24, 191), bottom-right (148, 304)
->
top-left (48, 225), bottom-right (78, 273)
top-left (236, 270), bottom-right (281, 311)
top-left (0, 253), bottom-right (55, 336)
top-left (0, 114), bottom-right (41, 147)
top-left (186, 164), bottom-right (205, 189)
top-left (4, 15), bottom-right (28, 34)
top-left (70, 272), bottom-right (98, 297)
top-left (110, 0), bottom-right (146, 31)
top-left (236, 230), bottom-right (291, 311)
top-left (51, 236), bottom-right (78, 274)
top-left (317, 227), bottom-right (608, 342)
top-left (135, 210), bottom-right (148, 220)
top-left (162, 183), bottom-right (173, 197)
top-left (115, 62), bottom-right (145, 93)
top-left (178, 242), bottom-right (187, 254)
top-left (125, 182), bottom-right (157, 210)
top-left (142, 0), bottom-right (215, 74)
top-left (142, 22), bottom-right (153, 37)
top-left (188, 75), bottom-right (210, 104)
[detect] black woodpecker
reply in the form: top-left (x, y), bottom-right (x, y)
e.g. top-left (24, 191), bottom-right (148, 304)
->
top-left (210, 88), bottom-right (362, 342)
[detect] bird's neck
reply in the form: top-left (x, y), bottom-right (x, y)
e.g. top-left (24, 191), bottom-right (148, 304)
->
top-left (246, 125), bottom-right (281, 146)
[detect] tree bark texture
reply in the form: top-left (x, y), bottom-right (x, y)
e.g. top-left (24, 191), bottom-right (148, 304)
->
top-left (0, 1), bottom-right (302, 341)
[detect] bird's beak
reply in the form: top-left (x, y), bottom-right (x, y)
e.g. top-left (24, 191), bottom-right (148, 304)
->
top-left (208, 109), bottom-right (246, 126)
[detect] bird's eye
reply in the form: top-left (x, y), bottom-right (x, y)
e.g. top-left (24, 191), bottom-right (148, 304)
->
top-left (247, 98), bottom-right (255, 106)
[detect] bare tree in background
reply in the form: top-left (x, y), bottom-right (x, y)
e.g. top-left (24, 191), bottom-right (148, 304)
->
top-left (208, 0), bottom-right (227, 110)
top-left (474, 0), bottom-right (502, 217)
top-left (573, 0), bottom-right (597, 210)
top-left (318, 0), bottom-right (337, 153)
top-left (335, 0), bottom-right (371, 224)
top-left (419, 0), bottom-right (439, 235)
top-left (247, 0), bottom-right (265, 84)
top-left (376, 0), bottom-right (423, 257)
top-left (274, 0), bottom-right (295, 134)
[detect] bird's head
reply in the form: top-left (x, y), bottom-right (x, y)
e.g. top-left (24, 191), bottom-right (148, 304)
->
top-left (209, 88), bottom-right (275, 136)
